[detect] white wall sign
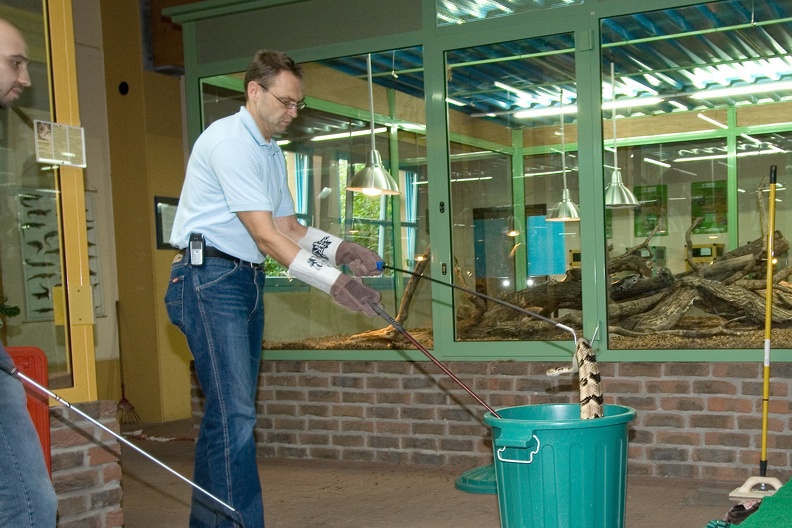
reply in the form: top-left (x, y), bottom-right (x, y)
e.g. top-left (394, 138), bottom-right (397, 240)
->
top-left (34, 120), bottom-right (86, 168)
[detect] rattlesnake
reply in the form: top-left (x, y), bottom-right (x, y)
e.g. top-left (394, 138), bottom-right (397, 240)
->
top-left (546, 338), bottom-right (604, 419)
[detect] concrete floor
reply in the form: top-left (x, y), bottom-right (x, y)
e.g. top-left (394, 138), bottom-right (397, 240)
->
top-left (120, 420), bottom-right (738, 527)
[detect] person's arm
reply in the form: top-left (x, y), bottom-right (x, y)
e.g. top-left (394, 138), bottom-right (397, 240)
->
top-left (237, 211), bottom-right (380, 316)
top-left (259, 213), bottom-right (382, 277)
top-left (237, 210), bottom-right (301, 266)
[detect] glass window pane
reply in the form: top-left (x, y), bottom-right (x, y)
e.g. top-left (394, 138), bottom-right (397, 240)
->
top-left (736, 131), bottom-right (791, 256)
top-left (199, 48), bottom-right (431, 346)
top-left (1, 4), bottom-right (72, 388)
top-left (436, 0), bottom-right (583, 26)
top-left (446, 34), bottom-right (579, 342)
top-left (603, 0), bottom-right (792, 350)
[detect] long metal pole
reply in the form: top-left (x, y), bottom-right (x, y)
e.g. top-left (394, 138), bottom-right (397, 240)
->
top-left (367, 302), bottom-right (501, 419)
top-left (0, 357), bottom-right (240, 522)
top-left (366, 53), bottom-right (376, 152)
top-left (380, 264), bottom-right (578, 347)
top-left (760, 165), bottom-right (777, 478)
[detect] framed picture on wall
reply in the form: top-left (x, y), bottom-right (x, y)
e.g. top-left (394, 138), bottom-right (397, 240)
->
top-left (155, 196), bottom-right (179, 249)
top-left (634, 184), bottom-right (668, 237)
top-left (691, 180), bottom-right (727, 234)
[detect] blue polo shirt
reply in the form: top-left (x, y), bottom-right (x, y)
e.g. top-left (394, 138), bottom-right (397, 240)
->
top-left (169, 106), bottom-right (295, 263)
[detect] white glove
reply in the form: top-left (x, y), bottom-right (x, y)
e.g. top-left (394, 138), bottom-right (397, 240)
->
top-left (298, 227), bottom-right (382, 276)
top-left (288, 249), bottom-right (380, 316)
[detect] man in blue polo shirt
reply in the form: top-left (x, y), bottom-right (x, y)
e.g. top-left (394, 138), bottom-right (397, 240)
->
top-left (166, 50), bottom-right (382, 528)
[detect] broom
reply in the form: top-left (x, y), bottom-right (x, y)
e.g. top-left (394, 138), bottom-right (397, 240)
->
top-left (116, 301), bottom-right (140, 424)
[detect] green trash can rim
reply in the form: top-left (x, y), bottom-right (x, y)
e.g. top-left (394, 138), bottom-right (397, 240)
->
top-left (484, 403), bottom-right (636, 430)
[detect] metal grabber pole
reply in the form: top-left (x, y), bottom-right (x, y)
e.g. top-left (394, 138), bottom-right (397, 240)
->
top-left (368, 263), bottom-right (587, 419)
top-left (367, 302), bottom-right (501, 418)
top-left (0, 356), bottom-right (243, 524)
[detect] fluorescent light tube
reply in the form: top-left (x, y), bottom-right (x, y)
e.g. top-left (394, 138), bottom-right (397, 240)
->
top-left (690, 80), bottom-right (792, 99)
top-left (643, 157), bottom-right (671, 168)
top-left (312, 127), bottom-right (387, 142)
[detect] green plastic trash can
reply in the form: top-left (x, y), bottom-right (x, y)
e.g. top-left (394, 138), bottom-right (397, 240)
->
top-left (484, 403), bottom-right (636, 528)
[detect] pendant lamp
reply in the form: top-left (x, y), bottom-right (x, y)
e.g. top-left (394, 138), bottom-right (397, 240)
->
top-left (604, 63), bottom-right (638, 209)
top-left (546, 89), bottom-right (580, 222)
top-left (346, 54), bottom-right (400, 196)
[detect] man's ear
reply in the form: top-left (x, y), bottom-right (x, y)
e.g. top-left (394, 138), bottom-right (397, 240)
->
top-left (246, 81), bottom-right (259, 102)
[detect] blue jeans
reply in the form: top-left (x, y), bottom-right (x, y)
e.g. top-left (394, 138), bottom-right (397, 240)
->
top-left (0, 342), bottom-right (58, 527)
top-left (165, 256), bottom-right (265, 528)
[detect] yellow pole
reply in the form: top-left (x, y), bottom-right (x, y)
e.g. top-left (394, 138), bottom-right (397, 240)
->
top-left (760, 165), bottom-right (777, 477)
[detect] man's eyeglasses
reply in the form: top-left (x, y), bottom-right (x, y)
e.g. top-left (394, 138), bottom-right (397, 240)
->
top-left (258, 83), bottom-right (306, 110)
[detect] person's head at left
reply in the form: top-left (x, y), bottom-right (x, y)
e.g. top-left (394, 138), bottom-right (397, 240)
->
top-left (0, 18), bottom-right (30, 109)
top-left (244, 50), bottom-right (304, 142)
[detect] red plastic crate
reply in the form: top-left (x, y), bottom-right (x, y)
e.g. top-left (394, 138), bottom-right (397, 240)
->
top-left (6, 346), bottom-right (51, 475)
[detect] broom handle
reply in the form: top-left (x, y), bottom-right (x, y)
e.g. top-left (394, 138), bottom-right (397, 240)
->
top-left (760, 165), bottom-right (777, 477)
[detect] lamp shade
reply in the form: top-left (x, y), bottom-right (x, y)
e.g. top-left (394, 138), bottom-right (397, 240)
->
top-left (346, 53), bottom-right (400, 197)
top-left (546, 90), bottom-right (579, 222)
top-left (347, 149), bottom-right (400, 196)
top-left (604, 168), bottom-right (639, 208)
top-left (546, 188), bottom-right (581, 221)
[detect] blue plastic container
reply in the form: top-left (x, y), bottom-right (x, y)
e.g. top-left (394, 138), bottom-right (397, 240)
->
top-left (484, 403), bottom-right (636, 528)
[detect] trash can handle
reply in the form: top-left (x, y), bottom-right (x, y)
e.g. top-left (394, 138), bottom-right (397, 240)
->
top-left (496, 435), bottom-right (541, 464)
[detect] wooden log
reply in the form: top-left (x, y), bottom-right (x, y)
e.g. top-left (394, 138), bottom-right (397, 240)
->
top-left (734, 266), bottom-right (792, 293)
top-left (394, 247), bottom-right (431, 325)
top-left (607, 225), bottom-right (661, 277)
top-left (608, 291), bottom-right (667, 319)
top-left (610, 267), bottom-right (675, 301)
top-left (608, 254), bottom-right (653, 276)
top-left (681, 275), bottom-right (792, 324)
top-left (675, 253), bottom-right (755, 282)
top-left (685, 217), bottom-right (705, 273)
top-left (719, 230), bottom-right (788, 262)
top-left (480, 279), bottom-right (582, 324)
top-left (626, 286), bottom-right (700, 332)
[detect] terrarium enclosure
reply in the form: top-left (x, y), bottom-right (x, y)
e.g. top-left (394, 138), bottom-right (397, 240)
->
top-left (194, 0), bottom-right (792, 355)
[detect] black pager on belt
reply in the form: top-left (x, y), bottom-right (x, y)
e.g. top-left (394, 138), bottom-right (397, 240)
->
top-left (189, 233), bottom-right (205, 266)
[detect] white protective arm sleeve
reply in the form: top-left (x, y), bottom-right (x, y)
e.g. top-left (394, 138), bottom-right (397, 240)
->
top-left (297, 227), bottom-right (343, 266)
top-left (287, 248), bottom-right (342, 294)
top-left (298, 227), bottom-right (382, 277)
top-left (288, 249), bottom-right (380, 316)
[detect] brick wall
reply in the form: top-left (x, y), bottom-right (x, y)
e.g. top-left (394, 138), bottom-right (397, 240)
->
top-left (50, 400), bottom-right (124, 528)
top-left (191, 360), bottom-right (792, 482)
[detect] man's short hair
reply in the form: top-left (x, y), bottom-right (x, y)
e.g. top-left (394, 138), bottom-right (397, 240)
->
top-left (244, 50), bottom-right (303, 100)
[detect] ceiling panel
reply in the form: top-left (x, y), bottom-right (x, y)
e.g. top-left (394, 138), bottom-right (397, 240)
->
top-left (318, 0), bottom-right (792, 130)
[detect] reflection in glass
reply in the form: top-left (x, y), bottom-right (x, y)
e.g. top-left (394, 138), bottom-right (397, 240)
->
top-left (0, 5), bottom-right (72, 387)
top-left (199, 48), bottom-right (432, 346)
top-left (604, 0), bottom-right (792, 349)
top-left (546, 91), bottom-right (580, 222)
top-left (604, 64), bottom-right (639, 210)
top-left (436, 0), bottom-right (583, 26)
top-left (446, 35), bottom-right (580, 342)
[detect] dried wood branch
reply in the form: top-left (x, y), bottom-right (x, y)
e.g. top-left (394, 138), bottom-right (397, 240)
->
top-left (625, 286), bottom-right (700, 332)
top-left (681, 275), bottom-right (792, 324)
top-left (610, 319), bottom-right (754, 338)
top-left (608, 224), bottom-right (661, 276)
top-left (350, 247), bottom-right (431, 342)
top-left (685, 217), bottom-right (705, 273)
top-left (394, 247), bottom-right (431, 325)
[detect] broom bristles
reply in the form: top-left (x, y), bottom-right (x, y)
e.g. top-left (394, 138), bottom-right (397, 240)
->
top-left (117, 384), bottom-right (140, 424)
